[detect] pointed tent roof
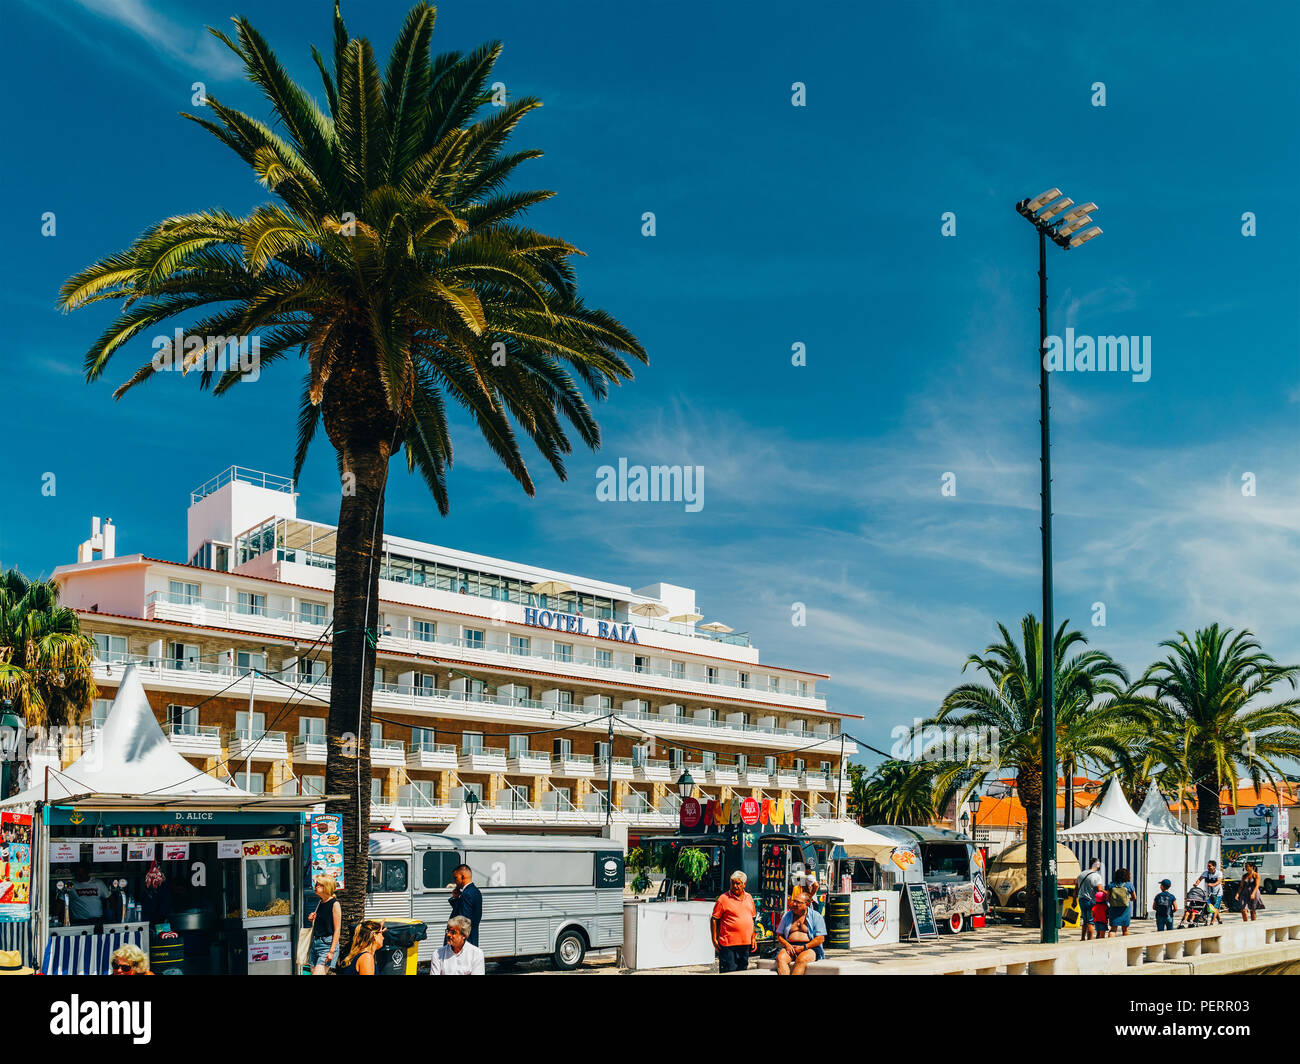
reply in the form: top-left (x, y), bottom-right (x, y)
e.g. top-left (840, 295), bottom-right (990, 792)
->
top-left (1137, 782), bottom-right (1210, 836)
top-left (442, 806), bottom-right (486, 835)
top-left (1061, 778), bottom-right (1147, 836)
top-left (2, 664), bottom-right (251, 806)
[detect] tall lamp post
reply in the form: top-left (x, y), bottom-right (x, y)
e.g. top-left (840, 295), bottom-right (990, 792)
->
top-left (1015, 188), bottom-right (1102, 944)
top-left (0, 699), bottom-right (21, 800)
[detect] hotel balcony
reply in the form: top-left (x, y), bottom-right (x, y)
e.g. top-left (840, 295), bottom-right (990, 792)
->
top-left (634, 759), bottom-right (671, 782)
top-left (228, 729), bottom-right (288, 762)
top-left (507, 752), bottom-right (553, 775)
top-left (801, 772), bottom-right (829, 790)
top-left (406, 741), bottom-right (458, 771)
top-left (743, 769), bottom-right (775, 789)
top-left (706, 765), bottom-right (740, 786)
top-left (550, 753), bottom-right (596, 777)
top-left (292, 736), bottom-right (327, 764)
top-left (774, 768), bottom-right (801, 789)
top-left (458, 748), bottom-right (507, 774)
top-left (370, 739), bottom-right (406, 768)
top-left (164, 723), bottom-right (222, 758)
top-left (594, 757), bottom-right (633, 781)
top-left (368, 799), bottom-right (679, 833)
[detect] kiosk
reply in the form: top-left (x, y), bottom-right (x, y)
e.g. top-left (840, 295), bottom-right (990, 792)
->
top-left (0, 666), bottom-right (323, 975)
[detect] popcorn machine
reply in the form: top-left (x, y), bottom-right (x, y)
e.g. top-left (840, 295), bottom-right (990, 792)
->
top-left (224, 839), bottom-right (296, 975)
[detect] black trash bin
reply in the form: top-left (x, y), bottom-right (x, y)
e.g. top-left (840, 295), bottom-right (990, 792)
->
top-left (338, 918), bottom-right (427, 974)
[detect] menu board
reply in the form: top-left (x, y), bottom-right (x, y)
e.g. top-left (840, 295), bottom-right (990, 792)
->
top-left (309, 814), bottom-right (345, 889)
top-left (0, 812), bottom-right (33, 920)
top-left (901, 883), bottom-right (937, 939)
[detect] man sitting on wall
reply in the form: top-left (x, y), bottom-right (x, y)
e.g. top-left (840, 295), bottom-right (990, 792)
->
top-left (775, 893), bottom-right (825, 975)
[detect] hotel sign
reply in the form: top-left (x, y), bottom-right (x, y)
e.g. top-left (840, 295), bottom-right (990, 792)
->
top-left (522, 607), bottom-right (640, 644)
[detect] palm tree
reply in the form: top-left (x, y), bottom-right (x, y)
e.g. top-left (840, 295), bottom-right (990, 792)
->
top-left (1135, 625), bottom-right (1300, 834)
top-left (0, 570), bottom-right (98, 793)
top-left (931, 615), bottom-right (1131, 925)
top-left (58, 3), bottom-right (645, 920)
top-left (853, 759), bottom-right (940, 826)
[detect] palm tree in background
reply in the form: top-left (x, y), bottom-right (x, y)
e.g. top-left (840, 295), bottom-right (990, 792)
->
top-left (58, 3), bottom-right (645, 919)
top-left (851, 759), bottom-right (941, 826)
top-left (1135, 625), bottom-right (1300, 834)
top-left (931, 615), bottom-right (1130, 925)
top-left (0, 570), bottom-right (98, 793)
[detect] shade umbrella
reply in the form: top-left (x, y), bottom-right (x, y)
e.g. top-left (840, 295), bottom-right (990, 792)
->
top-left (670, 612), bottom-right (703, 624)
top-left (698, 621), bottom-right (733, 633)
top-left (530, 580), bottom-right (572, 597)
top-left (628, 602), bottom-right (669, 618)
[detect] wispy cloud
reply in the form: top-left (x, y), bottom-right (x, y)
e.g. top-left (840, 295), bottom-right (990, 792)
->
top-left (67, 0), bottom-right (244, 79)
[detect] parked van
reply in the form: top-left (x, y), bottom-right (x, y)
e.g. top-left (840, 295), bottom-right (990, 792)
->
top-left (367, 832), bottom-right (625, 969)
top-left (859, 825), bottom-right (986, 933)
top-left (1222, 850), bottom-right (1300, 897)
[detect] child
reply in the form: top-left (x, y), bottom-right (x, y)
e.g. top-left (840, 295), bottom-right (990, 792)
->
top-left (1091, 891), bottom-right (1109, 939)
top-left (1153, 879), bottom-right (1178, 931)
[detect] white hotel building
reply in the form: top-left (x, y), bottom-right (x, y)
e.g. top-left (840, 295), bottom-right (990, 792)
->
top-left (52, 467), bottom-right (856, 837)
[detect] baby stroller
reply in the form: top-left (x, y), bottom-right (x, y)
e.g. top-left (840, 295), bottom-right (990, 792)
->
top-left (1179, 885), bottom-right (1220, 927)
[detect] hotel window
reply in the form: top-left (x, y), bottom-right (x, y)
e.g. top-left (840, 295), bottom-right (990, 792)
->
top-left (544, 786), bottom-right (571, 810)
top-left (370, 723), bottom-right (383, 746)
top-left (820, 761), bottom-right (832, 777)
top-left (508, 735), bottom-right (531, 758)
top-left (168, 580), bottom-right (201, 605)
top-left (466, 678), bottom-right (486, 701)
top-left (166, 704), bottom-right (198, 735)
top-left (556, 690), bottom-right (574, 707)
top-left (167, 641), bottom-right (200, 671)
top-left (671, 661), bottom-right (685, 680)
top-left (553, 738), bottom-right (572, 759)
top-left (299, 717), bottom-right (325, 740)
top-left (298, 658), bottom-right (326, 681)
top-left (237, 591), bottom-right (266, 616)
top-left (554, 642), bottom-right (573, 663)
top-left (668, 748), bottom-right (684, 770)
top-left (461, 731), bottom-right (484, 754)
top-left (94, 633), bottom-right (127, 663)
top-left (235, 710), bottom-right (266, 740)
top-left (510, 634), bottom-right (531, 656)
top-left (597, 695), bottom-right (613, 711)
top-left (793, 758), bottom-right (806, 773)
top-left (403, 781), bottom-right (434, 807)
top-left (412, 727), bottom-right (435, 749)
top-left (463, 628), bottom-right (485, 649)
top-left (239, 770), bottom-right (266, 794)
top-left (764, 756), bottom-right (777, 774)
top-left (707, 666), bottom-right (719, 685)
top-left (301, 775), bottom-right (324, 796)
top-left (370, 778), bottom-right (383, 803)
top-left (595, 741), bottom-right (611, 763)
top-left (736, 754), bottom-right (748, 773)
top-left (373, 667), bottom-right (384, 686)
top-left (236, 650), bottom-right (266, 675)
top-left (299, 600), bottom-right (327, 625)
top-left (634, 655), bottom-right (649, 674)
top-left (701, 751), bottom-right (717, 770)
top-left (768, 676), bottom-right (780, 693)
top-left (632, 744), bottom-right (649, 767)
top-left (595, 649), bottom-right (612, 668)
top-left (90, 698), bottom-right (113, 730)
top-left (511, 685), bottom-right (532, 705)
top-left (798, 680), bottom-right (809, 697)
top-left (415, 673), bottom-right (437, 695)
top-left (738, 671), bottom-right (750, 690)
top-left (414, 620), bottom-right (436, 643)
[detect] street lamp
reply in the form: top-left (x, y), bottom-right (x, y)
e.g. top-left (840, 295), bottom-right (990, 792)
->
top-left (464, 789), bottom-right (480, 833)
top-left (0, 699), bottom-right (21, 801)
top-left (1016, 187), bottom-right (1103, 945)
top-left (675, 769), bottom-right (695, 800)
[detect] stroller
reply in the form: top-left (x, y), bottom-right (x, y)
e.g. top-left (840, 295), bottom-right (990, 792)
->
top-left (1179, 885), bottom-right (1220, 927)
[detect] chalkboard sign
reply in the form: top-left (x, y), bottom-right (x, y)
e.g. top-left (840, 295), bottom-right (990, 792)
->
top-left (902, 883), bottom-right (937, 939)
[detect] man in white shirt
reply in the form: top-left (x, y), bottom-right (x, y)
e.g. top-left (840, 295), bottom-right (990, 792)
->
top-left (67, 865), bottom-right (111, 925)
top-left (429, 915), bottom-right (484, 975)
top-left (1074, 859), bottom-right (1103, 940)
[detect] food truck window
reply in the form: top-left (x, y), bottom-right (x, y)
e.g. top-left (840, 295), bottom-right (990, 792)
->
top-left (369, 859), bottom-right (409, 893)
top-left (850, 859), bottom-right (879, 887)
top-left (422, 851), bottom-right (459, 889)
top-left (466, 851), bottom-right (593, 887)
top-left (245, 858), bottom-right (292, 918)
top-left (924, 844), bottom-right (971, 877)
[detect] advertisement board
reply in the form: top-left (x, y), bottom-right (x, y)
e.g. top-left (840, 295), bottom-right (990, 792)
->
top-left (0, 812), bottom-right (33, 921)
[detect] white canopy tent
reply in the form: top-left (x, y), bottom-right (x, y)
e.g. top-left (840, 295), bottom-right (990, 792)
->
top-left (1061, 779), bottom-right (1219, 917)
top-left (442, 806), bottom-right (486, 836)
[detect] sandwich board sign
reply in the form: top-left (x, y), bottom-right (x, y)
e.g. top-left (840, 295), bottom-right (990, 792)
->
top-left (901, 882), bottom-right (937, 940)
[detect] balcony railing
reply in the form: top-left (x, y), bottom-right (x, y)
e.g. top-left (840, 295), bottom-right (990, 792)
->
top-left (293, 736), bottom-right (327, 763)
top-left (191, 466), bottom-right (294, 503)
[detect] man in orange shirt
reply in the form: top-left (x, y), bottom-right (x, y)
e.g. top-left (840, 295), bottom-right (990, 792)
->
top-left (711, 870), bottom-right (758, 973)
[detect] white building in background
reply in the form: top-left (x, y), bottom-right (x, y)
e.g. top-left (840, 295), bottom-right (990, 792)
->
top-left (52, 467), bottom-right (856, 837)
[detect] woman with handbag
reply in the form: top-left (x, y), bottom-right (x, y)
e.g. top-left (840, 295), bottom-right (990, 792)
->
top-left (306, 875), bottom-right (342, 974)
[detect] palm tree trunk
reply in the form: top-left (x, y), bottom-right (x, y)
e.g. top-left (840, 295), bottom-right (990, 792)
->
top-left (1063, 758), bottom-right (1075, 829)
top-left (1193, 764), bottom-right (1222, 835)
top-left (323, 438), bottom-right (391, 928)
top-left (1018, 764), bottom-right (1043, 926)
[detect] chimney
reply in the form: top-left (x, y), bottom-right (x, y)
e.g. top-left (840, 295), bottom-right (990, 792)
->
top-left (77, 516), bottom-right (117, 563)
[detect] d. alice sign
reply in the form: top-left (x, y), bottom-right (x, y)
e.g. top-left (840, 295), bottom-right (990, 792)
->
top-left (522, 607), bottom-right (640, 644)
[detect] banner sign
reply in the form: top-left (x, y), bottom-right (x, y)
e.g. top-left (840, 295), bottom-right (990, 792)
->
top-left (309, 814), bottom-right (345, 889)
top-left (93, 842), bottom-right (121, 863)
top-left (0, 813), bottom-right (33, 921)
top-left (127, 843), bottom-right (155, 863)
top-left (679, 797), bottom-right (802, 835)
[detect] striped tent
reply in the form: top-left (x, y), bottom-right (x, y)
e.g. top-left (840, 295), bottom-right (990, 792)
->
top-left (42, 925), bottom-right (146, 976)
top-left (1061, 780), bottom-right (1151, 916)
top-left (0, 919), bottom-right (35, 968)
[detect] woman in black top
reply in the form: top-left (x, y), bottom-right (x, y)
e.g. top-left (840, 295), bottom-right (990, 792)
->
top-left (307, 875), bottom-right (342, 975)
top-left (337, 920), bottom-right (385, 975)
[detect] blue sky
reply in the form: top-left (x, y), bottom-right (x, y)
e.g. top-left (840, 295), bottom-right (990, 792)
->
top-left (3, 0), bottom-right (1298, 763)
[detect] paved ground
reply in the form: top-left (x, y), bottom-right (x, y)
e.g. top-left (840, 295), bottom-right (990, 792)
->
top-left (494, 888), bottom-right (1300, 975)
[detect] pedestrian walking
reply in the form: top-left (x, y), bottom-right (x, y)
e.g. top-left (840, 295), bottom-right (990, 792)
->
top-left (429, 916), bottom-right (485, 975)
top-left (337, 919), bottom-right (385, 975)
top-left (448, 864), bottom-right (483, 946)
top-left (1191, 860), bottom-right (1224, 912)
top-left (1075, 859), bottom-right (1103, 941)
top-left (1090, 891), bottom-right (1110, 939)
top-left (1106, 868), bottom-right (1134, 936)
top-left (1237, 862), bottom-right (1264, 923)
top-left (1152, 879), bottom-right (1178, 931)
top-left (307, 874), bottom-right (342, 974)
top-left (710, 870), bottom-right (758, 973)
